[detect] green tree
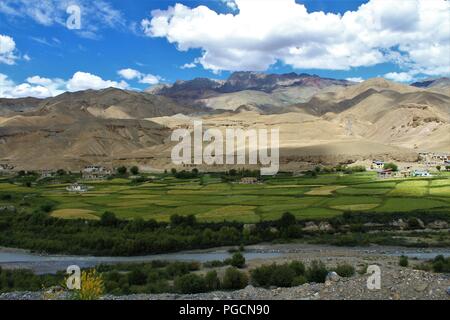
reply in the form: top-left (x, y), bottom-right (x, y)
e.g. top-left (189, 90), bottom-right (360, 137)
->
top-left (436, 165), bottom-right (441, 171)
top-left (399, 255), bottom-right (409, 267)
top-left (230, 252), bottom-right (245, 268)
top-left (117, 166), bottom-right (127, 175)
top-left (383, 162), bottom-right (398, 171)
top-left (100, 211), bottom-right (118, 226)
top-left (130, 166), bottom-right (139, 175)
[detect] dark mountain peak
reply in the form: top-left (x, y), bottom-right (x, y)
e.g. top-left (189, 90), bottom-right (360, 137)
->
top-left (411, 77), bottom-right (450, 88)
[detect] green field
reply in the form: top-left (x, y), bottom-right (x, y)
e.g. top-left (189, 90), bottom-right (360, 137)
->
top-left (1, 172), bottom-right (450, 223)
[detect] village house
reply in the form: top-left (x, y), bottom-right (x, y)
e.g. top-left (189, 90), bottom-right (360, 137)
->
top-left (66, 183), bottom-right (88, 192)
top-left (412, 170), bottom-right (432, 177)
top-left (82, 165), bottom-right (111, 180)
top-left (377, 169), bottom-right (394, 179)
top-left (40, 170), bottom-right (55, 178)
top-left (371, 160), bottom-right (384, 170)
top-left (419, 152), bottom-right (449, 165)
top-left (0, 164), bottom-right (14, 174)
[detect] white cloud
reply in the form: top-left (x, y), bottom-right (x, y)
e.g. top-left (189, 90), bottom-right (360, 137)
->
top-left (118, 68), bottom-right (141, 80)
top-left (384, 72), bottom-right (415, 83)
top-left (0, 72), bottom-right (128, 98)
top-left (117, 68), bottom-right (161, 85)
top-left (67, 72), bottom-right (128, 91)
top-left (142, 0), bottom-right (450, 77)
top-left (0, 73), bottom-right (65, 98)
top-left (23, 54), bottom-right (31, 61)
top-left (0, 34), bottom-right (18, 65)
top-left (180, 62), bottom-right (197, 69)
top-left (0, 0), bottom-right (125, 38)
top-left (346, 77), bottom-right (364, 83)
top-left (139, 74), bottom-right (160, 85)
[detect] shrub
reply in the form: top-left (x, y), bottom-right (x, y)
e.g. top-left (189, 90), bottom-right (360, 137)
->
top-left (289, 261), bottom-right (306, 276)
top-left (292, 275), bottom-right (307, 286)
top-left (230, 252), bottom-right (246, 268)
top-left (222, 267), bottom-right (248, 290)
top-left (204, 270), bottom-right (220, 291)
top-left (306, 260), bottom-right (328, 283)
top-left (269, 264), bottom-right (296, 287)
top-left (399, 255), bottom-right (409, 267)
top-left (174, 273), bottom-right (206, 294)
top-left (335, 264), bottom-right (355, 277)
top-left (128, 269), bottom-right (147, 286)
top-left (250, 264), bottom-right (273, 287)
top-left (72, 270), bottom-right (104, 300)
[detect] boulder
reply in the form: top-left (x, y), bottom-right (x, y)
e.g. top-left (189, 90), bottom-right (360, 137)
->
top-left (318, 222), bottom-right (334, 232)
top-left (427, 220), bottom-right (448, 229)
top-left (303, 222), bottom-right (319, 232)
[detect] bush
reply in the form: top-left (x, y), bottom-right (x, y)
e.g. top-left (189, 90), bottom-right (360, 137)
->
top-left (204, 270), bottom-right (220, 291)
top-left (306, 260), bottom-right (328, 283)
top-left (289, 261), bottom-right (306, 276)
top-left (174, 273), bottom-right (206, 294)
top-left (230, 252), bottom-right (245, 268)
top-left (222, 267), bottom-right (248, 290)
top-left (335, 264), bottom-right (355, 277)
top-left (250, 264), bottom-right (273, 287)
top-left (71, 270), bottom-right (104, 300)
top-left (128, 269), bottom-right (147, 285)
top-left (292, 275), bottom-right (307, 286)
top-left (399, 255), bottom-right (409, 267)
top-left (268, 264), bottom-right (296, 287)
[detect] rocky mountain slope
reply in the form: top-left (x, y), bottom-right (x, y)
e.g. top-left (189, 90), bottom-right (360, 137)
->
top-left (0, 76), bottom-right (449, 170)
top-left (148, 72), bottom-right (353, 110)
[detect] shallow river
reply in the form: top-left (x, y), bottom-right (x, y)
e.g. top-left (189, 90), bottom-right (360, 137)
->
top-left (0, 244), bottom-right (449, 274)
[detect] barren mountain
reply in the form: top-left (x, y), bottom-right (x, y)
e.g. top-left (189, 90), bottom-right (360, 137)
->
top-left (149, 72), bottom-right (353, 110)
top-left (0, 77), bottom-right (448, 171)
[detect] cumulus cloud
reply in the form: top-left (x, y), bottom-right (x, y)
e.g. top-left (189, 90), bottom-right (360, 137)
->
top-left (142, 0), bottom-right (450, 77)
top-left (67, 72), bottom-right (128, 91)
top-left (117, 68), bottom-right (161, 85)
top-left (0, 72), bottom-right (128, 98)
top-left (0, 73), bottom-right (65, 98)
top-left (384, 72), bottom-right (415, 83)
top-left (0, 34), bottom-right (18, 65)
top-left (0, 0), bottom-right (125, 38)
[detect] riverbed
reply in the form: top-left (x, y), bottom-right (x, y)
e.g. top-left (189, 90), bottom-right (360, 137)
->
top-left (0, 244), bottom-right (449, 274)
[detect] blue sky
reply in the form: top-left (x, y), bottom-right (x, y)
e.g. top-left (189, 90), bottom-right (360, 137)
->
top-left (0, 0), bottom-right (449, 98)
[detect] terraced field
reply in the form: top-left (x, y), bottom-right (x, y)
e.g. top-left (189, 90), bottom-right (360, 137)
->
top-left (1, 172), bottom-right (449, 222)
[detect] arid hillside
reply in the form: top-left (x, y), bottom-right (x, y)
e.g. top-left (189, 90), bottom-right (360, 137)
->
top-left (0, 76), bottom-right (448, 170)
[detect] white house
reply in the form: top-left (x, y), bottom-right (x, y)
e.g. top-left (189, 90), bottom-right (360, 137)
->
top-left (412, 170), bottom-right (432, 177)
top-left (66, 183), bottom-right (88, 192)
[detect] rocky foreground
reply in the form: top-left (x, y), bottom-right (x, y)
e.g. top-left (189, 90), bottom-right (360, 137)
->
top-left (1, 248), bottom-right (449, 300)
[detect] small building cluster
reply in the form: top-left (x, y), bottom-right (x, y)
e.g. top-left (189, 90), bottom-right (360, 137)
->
top-left (66, 183), bottom-right (88, 192)
top-left (82, 165), bottom-right (112, 180)
top-left (418, 152), bottom-right (449, 166)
